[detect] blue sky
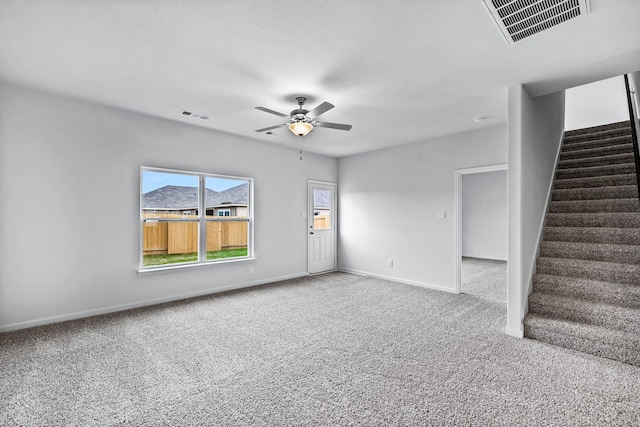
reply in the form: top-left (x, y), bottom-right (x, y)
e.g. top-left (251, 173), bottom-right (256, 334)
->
top-left (142, 170), bottom-right (246, 194)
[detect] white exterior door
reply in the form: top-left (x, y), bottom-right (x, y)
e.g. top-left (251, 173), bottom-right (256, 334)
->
top-left (308, 181), bottom-right (337, 274)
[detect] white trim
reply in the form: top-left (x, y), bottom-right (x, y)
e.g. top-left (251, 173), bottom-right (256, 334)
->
top-left (0, 272), bottom-right (308, 333)
top-left (338, 268), bottom-right (456, 294)
top-left (505, 325), bottom-right (524, 338)
top-left (522, 129), bottom-right (565, 313)
top-left (453, 164), bottom-right (508, 294)
top-left (138, 256), bottom-right (258, 275)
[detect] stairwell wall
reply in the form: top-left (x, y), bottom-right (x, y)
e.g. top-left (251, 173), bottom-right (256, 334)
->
top-left (506, 85), bottom-right (565, 337)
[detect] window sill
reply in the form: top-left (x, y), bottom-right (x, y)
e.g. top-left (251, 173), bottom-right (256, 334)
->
top-left (138, 257), bottom-right (257, 275)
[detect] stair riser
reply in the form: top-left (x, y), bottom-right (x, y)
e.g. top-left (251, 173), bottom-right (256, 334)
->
top-left (552, 186), bottom-right (638, 201)
top-left (560, 144), bottom-right (633, 161)
top-left (560, 137), bottom-right (633, 154)
top-left (524, 325), bottom-right (640, 366)
top-left (533, 275), bottom-right (640, 309)
top-left (555, 164), bottom-right (636, 180)
top-left (564, 129), bottom-right (631, 143)
top-left (548, 199), bottom-right (640, 213)
top-left (544, 227), bottom-right (640, 245)
top-left (529, 302), bottom-right (640, 334)
top-left (539, 244), bottom-right (640, 265)
top-left (554, 174), bottom-right (638, 189)
top-left (543, 228), bottom-right (640, 245)
top-left (564, 122), bottom-right (630, 138)
top-left (537, 259), bottom-right (640, 285)
top-left (545, 213), bottom-right (640, 228)
top-left (558, 153), bottom-right (635, 170)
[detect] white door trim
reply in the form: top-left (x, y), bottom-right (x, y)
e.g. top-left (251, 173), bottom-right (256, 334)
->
top-left (307, 180), bottom-right (337, 274)
top-left (453, 164), bottom-right (508, 293)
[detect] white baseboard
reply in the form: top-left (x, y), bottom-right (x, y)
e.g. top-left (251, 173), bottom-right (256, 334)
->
top-left (338, 268), bottom-right (456, 294)
top-left (462, 254), bottom-right (508, 262)
top-left (0, 272), bottom-right (308, 333)
top-left (505, 325), bottom-right (524, 338)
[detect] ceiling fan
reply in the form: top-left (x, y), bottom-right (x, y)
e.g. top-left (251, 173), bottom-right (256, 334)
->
top-left (255, 96), bottom-right (352, 137)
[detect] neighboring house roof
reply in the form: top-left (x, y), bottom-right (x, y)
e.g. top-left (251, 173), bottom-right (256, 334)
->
top-left (143, 184), bottom-right (248, 210)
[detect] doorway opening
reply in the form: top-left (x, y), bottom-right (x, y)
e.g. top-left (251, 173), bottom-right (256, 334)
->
top-left (454, 165), bottom-right (508, 304)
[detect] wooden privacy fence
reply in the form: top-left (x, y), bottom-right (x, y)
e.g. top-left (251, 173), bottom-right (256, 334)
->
top-left (143, 220), bottom-right (248, 255)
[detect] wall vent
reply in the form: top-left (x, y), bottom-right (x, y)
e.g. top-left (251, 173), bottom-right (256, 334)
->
top-left (482, 0), bottom-right (590, 44)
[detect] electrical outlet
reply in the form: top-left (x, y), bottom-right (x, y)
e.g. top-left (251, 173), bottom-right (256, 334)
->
top-left (387, 259), bottom-right (394, 267)
top-left (248, 266), bottom-right (254, 274)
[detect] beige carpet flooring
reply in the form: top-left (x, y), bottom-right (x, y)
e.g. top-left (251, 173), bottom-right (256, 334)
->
top-left (1, 272), bottom-right (639, 426)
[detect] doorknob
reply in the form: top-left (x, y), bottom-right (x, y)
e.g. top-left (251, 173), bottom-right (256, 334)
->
top-left (310, 231), bottom-right (314, 235)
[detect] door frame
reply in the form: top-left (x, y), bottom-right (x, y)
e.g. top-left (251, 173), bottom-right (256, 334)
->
top-left (453, 164), bottom-right (508, 293)
top-left (307, 180), bottom-right (337, 274)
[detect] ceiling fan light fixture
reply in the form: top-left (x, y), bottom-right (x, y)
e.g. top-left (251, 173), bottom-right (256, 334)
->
top-left (288, 121), bottom-right (314, 136)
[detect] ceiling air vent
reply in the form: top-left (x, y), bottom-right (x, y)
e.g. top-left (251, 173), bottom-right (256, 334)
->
top-left (180, 110), bottom-right (210, 120)
top-left (482, 0), bottom-right (590, 44)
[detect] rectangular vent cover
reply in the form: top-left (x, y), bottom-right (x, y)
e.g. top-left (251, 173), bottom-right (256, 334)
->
top-left (483, 0), bottom-right (590, 44)
top-left (180, 110), bottom-right (210, 120)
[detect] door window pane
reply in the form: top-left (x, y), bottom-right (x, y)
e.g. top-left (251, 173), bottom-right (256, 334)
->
top-left (313, 188), bottom-right (331, 230)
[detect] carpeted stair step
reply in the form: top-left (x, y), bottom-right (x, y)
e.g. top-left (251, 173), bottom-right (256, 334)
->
top-left (551, 185), bottom-right (638, 201)
top-left (528, 292), bottom-right (640, 334)
top-left (539, 241), bottom-right (640, 264)
top-left (548, 198), bottom-right (640, 213)
top-left (532, 273), bottom-right (640, 309)
top-left (561, 134), bottom-right (632, 151)
top-left (555, 163), bottom-right (636, 180)
top-left (543, 226), bottom-right (640, 245)
top-left (563, 121), bottom-right (630, 139)
top-left (557, 153), bottom-right (635, 169)
top-left (536, 257), bottom-right (640, 285)
top-left (524, 313), bottom-right (640, 366)
top-left (545, 212), bottom-right (640, 228)
top-left (560, 134), bottom-right (633, 155)
top-left (553, 174), bottom-right (638, 190)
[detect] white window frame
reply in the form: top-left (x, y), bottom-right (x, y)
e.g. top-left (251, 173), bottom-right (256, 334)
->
top-left (139, 167), bottom-right (254, 272)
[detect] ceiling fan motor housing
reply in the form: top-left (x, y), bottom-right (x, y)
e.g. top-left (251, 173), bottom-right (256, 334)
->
top-left (291, 109), bottom-right (310, 122)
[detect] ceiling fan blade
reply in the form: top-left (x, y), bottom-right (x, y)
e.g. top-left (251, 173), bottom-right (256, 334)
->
top-left (307, 102), bottom-right (335, 117)
top-left (314, 121), bottom-right (352, 131)
top-left (255, 106), bottom-right (289, 118)
top-left (255, 123), bottom-right (288, 132)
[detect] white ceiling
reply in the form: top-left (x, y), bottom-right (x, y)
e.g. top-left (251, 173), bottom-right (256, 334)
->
top-left (2, 0), bottom-right (640, 157)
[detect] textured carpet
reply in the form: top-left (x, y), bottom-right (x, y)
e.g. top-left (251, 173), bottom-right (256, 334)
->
top-left (2, 272), bottom-right (640, 426)
top-left (461, 257), bottom-right (507, 304)
top-left (524, 121), bottom-right (640, 366)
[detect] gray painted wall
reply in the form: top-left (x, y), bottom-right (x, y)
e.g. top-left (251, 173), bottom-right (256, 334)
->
top-left (0, 83), bottom-right (337, 331)
top-left (337, 125), bottom-right (508, 291)
top-left (565, 76), bottom-right (628, 130)
top-left (462, 170), bottom-right (508, 261)
top-left (507, 85), bottom-right (565, 336)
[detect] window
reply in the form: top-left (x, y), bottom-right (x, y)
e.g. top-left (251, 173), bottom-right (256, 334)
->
top-left (313, 188), bottom-right (332, 230)
top-left (140, 167), bottom-right (252, 270)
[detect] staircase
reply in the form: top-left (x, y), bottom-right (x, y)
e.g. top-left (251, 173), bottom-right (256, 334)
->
top-left (524, 121), bottom-right (640, 366)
